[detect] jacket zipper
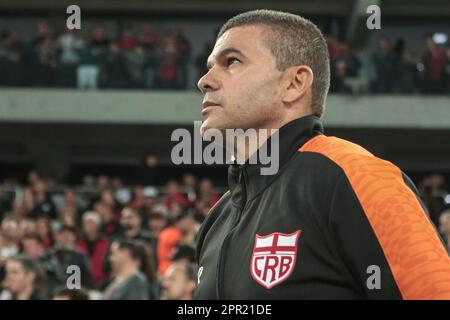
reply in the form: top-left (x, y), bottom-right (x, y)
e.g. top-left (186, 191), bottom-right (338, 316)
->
top-left (216, 168), bottom-right (248, 299)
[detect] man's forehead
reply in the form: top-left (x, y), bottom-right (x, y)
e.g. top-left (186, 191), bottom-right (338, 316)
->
top-left (209, 25), bottom-right (269, 59)
top-left (217, 25), bottom-right (266, 44)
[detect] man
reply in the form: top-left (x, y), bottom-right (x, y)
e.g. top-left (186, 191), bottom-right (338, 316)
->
top-left (371, 36), bottom-right (394, 94)
top-left (102, 240), bottom-right (152, 300)
top-left (76, 211), bottom-right (110, 288)
top-left (28, 179), bottom-right (57, 219)
top-left (161, 262), bottom-right (197, 300)
top-left (421, 35), bottom-right (447, 94)
top-left (21, 234), bottom-right (45, 262)
top-left (195, 10), bottom-right (450, 299)
top-left (171, 244), bottom-right (196, 264)
top-left (120, 207), bottom-right (155, 245)
top-left (1, 255), bottom-right (43, 300)
top-left (41, 225), bottom-right (93, 296)
top-left (95, 201), bottom-right (121, 238)
top-left (120, 206), bottom-right (157, 270)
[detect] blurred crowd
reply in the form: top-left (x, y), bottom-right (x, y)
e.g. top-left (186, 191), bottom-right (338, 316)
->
top-left (1, 20), bottom-right (450, 94)
top-left (0, 20), bottom-right (191, 90)
top-left (0, 168), bottom-right (223, 300)
top-left (327, 34), bottom-right (450, 94)
top-left (327, 35), bottom-right (450, 94)
top-left (0, 167), bottom-right (449, 300)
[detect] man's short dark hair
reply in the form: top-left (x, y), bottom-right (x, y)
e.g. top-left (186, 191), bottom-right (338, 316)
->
top-left (171, 244), bottom-right (196, 263)
top-left (173, 262), bottom-right (198, 283)
top-left (218, 9), bottom-right (330, 117)
top-left (123, 206), bottom-right (141, 219)
top-left (56, 225), bottom-right (77, 235)
top-left (22, 234), bottom-right (43, 245)
top-left (54, 288), bottom-right (90, 300)
top-left (114, 239), bottom-right (157, 283)
top-left (9, 255), bottom-right (38, 274)
top-left (174, 209), bottom-right (195, 223)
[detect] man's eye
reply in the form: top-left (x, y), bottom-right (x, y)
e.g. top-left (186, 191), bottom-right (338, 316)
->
top-left (226, 57), bottom-right (240, 66)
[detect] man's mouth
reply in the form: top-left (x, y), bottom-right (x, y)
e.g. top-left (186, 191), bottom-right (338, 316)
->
top-left (202, 101), bottom-right (221, 116)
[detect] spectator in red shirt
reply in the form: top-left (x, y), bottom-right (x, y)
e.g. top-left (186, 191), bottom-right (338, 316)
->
top-left (94, 201), bottom-right (121, 238)
top-left (128, 186), bottom-right (146, 209)
top-left (117, 25), bottom-right (138, 50)
top-left (76, 211), bottom-right (110, 288)
top-left (100, 189), bottom-right (122, 218)
top-left (445, 47), bottom-right (450, 93)
top-left (155, 31), bottom-right (180, 89)
top-left (422, 35), bottom-right (447, 94)
top-left (163, 180), bottom-right (190, 209)
top-left (138, 23), bottom-right (160, 50)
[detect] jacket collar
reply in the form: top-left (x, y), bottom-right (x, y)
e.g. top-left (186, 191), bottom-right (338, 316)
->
top-left (228, 115), bottom-right (324, 207)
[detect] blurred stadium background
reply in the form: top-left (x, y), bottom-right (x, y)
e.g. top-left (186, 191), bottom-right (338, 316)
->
top-left (0, 0), bottom-right (449, 300)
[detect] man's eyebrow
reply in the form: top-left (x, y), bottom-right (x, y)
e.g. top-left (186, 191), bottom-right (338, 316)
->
top-left (206, 47), bottom-right (245, 69)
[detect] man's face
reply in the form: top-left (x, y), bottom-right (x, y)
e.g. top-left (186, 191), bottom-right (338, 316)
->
top-left (199, 179), bottom-right (212, 194)
top-left (120, 208), bottom-right (140, 231)
top-left (4, 260), bottom-right (34, 294)
top-left (22, 238), bottom-right (43, 260)
top-left (109, 242), bottom-right (127, 273)
top-left (55, 230), bottom-right (75, 248)
top-left (426, 37), bottom-right (435, 49)
top-left (198, 25), bottom-right (284, 134)
top-left (440, 216), bottom-right (450, 236)
top-left (82, 218), bottom-right (99, 236)
top-left (161, 265), bottom-right (195, 300)
top-left (94, 203), bottom-right (110, 221)
top-left (148, 216), bottom-right (166, 235)
top-left (176, 216), bottom-right (196, 236)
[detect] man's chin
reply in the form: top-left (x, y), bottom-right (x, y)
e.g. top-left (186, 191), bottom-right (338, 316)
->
top-left (200, 120), bottom-right (221, 136)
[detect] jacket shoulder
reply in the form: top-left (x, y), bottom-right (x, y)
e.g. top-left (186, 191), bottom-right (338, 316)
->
top-left (299, 134), bottom-right (374, 158)
top-left (298, 134), bottom-right (398, 174)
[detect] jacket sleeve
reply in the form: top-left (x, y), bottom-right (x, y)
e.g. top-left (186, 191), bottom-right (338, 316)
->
top-left (328, 169), bottom-right (450, 300)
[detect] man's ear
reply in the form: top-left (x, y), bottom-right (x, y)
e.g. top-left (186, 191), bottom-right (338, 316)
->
top-left (281, 65), bottom-right (314, 104)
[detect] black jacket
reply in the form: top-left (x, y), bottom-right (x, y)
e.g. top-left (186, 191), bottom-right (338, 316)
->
top-left (195, 115), bottom-right (450, 300)
top-left (40, 246), bottom-right (94, 297)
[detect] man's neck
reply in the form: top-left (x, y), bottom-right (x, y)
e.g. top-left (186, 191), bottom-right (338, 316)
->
top-left (227, 114), bottom-right (308, 165)
top-left (57, 243), bottom-right (73, 250)
top-left (86, 233), bottom-right (98, 241)
top-left (228, 128), bottom-right (274, 165)
top-left (117, 263), bottom-right (138, 280)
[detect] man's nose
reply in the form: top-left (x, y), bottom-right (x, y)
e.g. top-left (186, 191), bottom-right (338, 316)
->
top-left (197, 70), bottom-right (220, 93)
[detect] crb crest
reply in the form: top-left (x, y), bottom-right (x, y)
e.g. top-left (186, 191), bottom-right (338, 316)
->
top-left (250, 230), bottom-right (301, 289)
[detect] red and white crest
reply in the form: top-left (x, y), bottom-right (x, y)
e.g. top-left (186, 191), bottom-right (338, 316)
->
top-left (250, 230), bottom-right (301, 289)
